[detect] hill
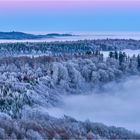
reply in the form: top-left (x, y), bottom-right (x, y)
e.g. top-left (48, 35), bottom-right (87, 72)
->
top-left (0, 31), bottom-right (73, 40)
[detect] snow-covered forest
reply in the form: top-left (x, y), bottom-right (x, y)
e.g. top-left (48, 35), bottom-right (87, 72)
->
top-left (0, 40), bottom-right (140, 139)
top-left (0, 39), bottom-right (140, 56)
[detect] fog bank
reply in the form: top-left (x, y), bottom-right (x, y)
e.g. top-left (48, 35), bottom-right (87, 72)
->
top-left (47, 76), bottom-right (140, 133)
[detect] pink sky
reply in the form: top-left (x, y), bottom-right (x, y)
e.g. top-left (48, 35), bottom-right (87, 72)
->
top-left (0, 0), bottom-right (140, 32)
top-left (1, 0), bottom-right (140, 11)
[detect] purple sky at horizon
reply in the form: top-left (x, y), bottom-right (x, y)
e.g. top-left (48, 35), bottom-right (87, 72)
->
top-left (0, 0), bottom-right (140, 32)
top-left (1, 0), bottom-right (140, 10)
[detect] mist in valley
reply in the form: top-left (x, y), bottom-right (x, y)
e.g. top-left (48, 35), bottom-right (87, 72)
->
top-left (47, 76), bottom-right (140, 133)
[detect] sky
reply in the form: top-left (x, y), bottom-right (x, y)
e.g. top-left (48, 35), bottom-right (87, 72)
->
top-left (0, 0), bottom-right (140, 33)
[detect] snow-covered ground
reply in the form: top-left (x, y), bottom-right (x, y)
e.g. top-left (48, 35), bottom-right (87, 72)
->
top-left (101, 49), bottom-right (140, 58)
top-left (122, 49), bottom-right (140, 57)
top-left (47, 76), bottom-right (140, 133)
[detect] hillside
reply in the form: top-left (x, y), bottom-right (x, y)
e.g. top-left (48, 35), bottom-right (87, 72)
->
top-left (0, 40), bottom-right (139, 139)
top-left (0, 31), bottom-right (73, 40)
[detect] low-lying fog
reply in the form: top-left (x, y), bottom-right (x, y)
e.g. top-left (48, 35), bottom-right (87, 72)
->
top-left (1, 32), bottom-right (140, 43)
top-left (47, 76), bottom-right (140, 133)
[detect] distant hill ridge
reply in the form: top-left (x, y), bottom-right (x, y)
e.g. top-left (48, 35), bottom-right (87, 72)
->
top-left (0, 31), bottom-right (73, 40)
